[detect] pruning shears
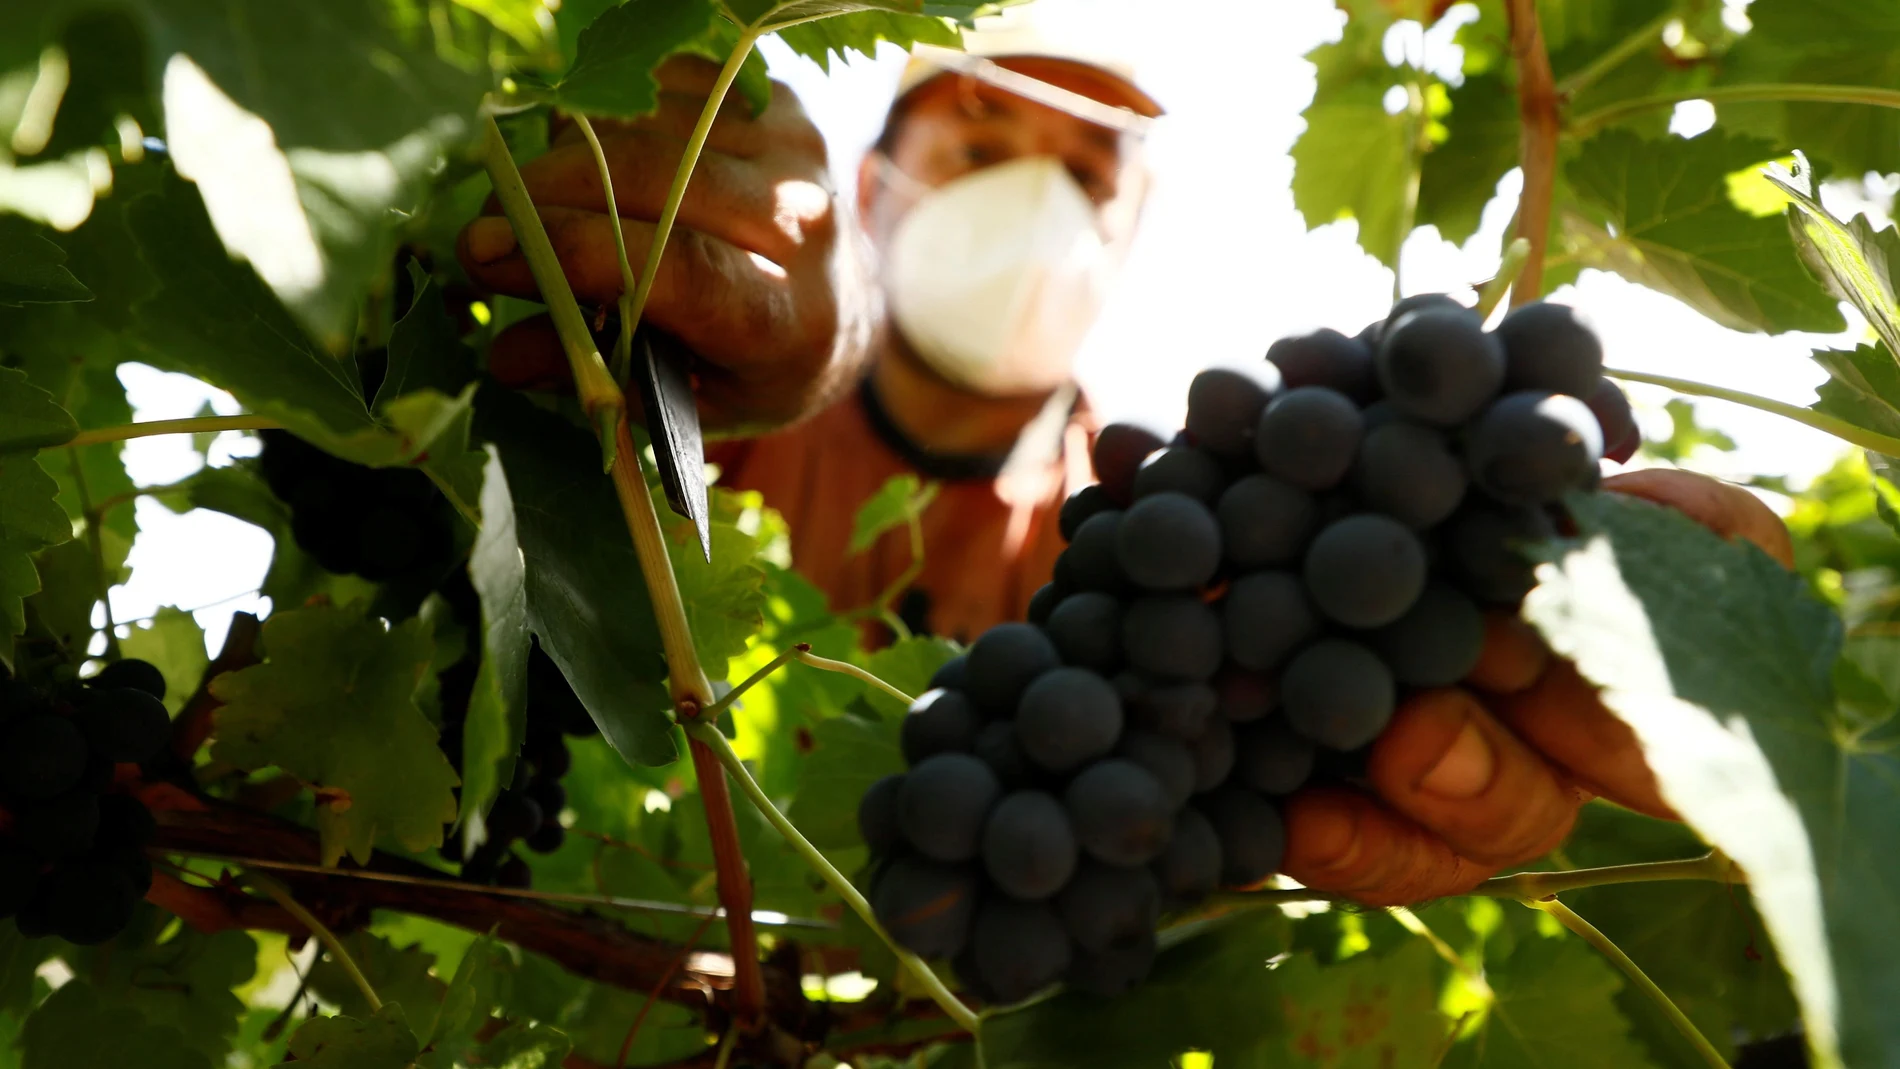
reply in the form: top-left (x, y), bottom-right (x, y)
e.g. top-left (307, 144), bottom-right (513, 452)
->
top-left (632, 325), bottom-right (711, 563)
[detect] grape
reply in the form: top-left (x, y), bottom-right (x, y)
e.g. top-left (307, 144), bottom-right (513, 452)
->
top-left (1060, 484), bottom-right (1112, 541)
top-left (966, 624), bottom-right (1060, 715)
top-left (1352, 421), bottom-right (1467, 529)
top-left (1122, 597), bottom-right (1224, 681)
top-left (1266, 328), bottom-right (1377, 402)
top-left (973, 721), bottom-right (1036, 789)
top-left (1126, 681), bottom-right (1215, 741)
top-left (929, 656), bottom-right (969, 693)
top-left (858, 773), bottom-right (905, 855)
top-left (972, 898), bottom-right (1073, 1004)
top-left (1213, 666), bottom-right (1275, 723)
top-left (535, 740), bottom-right (572, 780)
top-left (1444, 502), bottom-right (1557, 604)
top-left (526, 821), bottom-right (567, 854)
top-left (1382, 293), bottom-right (1466, 335)
top-left (1234, 719), bottom-right (1317, 795)
top-left (1093, 422), bottom-right (1167, 504)
top-left (953, 946), bottom-right (1000, 1003)
top-left (37, 859), bottom-right (137, 945)
top-left (1254, 387), bottom-right (1364, 491)
top-left (1064, 759), bottom-right (1174, 865)
top-left (1222, 572), bottom-right (1319, 673)
top-left (1062, 511), bottom-right (1129, 594)
top-left (1110, 670), bottom-right (1148, 710)
top-left (1116, 494), bottom-right (1220, 592)
top-left (1497, 302), bottom-right (1604, 399)
top-left (899, 754), bottom-right (1002, 862)
top-left (0, 846), bottom-right (37, 918)
top-left (12, 898), bottom-right (52, 939)
top-left (527, 779), bottom-right (566, 818)
top-left (486, 793), bottom-right (544, 843)
top-left (1376, 307), bottom-right (1505, 426)
top-left (1189, 716), bottom-right (1235, 793)
top-left (1588, 378), bottom-right (1640, 464)
top-left (1016, 668), bottom-right (1123, 775)
top-left (14, 793), bottom-right (99, 862)
top-left (1056, 859), bottom-right (1159, 953)
top-left (1115, 730), bottom-right (1195, 809)
top-left (1185, 365), bottom-right (1282, 456)
top-left (0, 714), bottom-right (88, 800)
top-left (1466, 391), bottom-right (1604, 504)
top-left (981, 791), bottom-right (1079, 900)
top-left (873, 854), bottom-right (980, 958)
top-left (1217, 474), bottom-right (1317, 568)
top-left (1303, 514), bottom-right (1428, 628)
top-left (117, 849), bottom-right (154, 898)
top-left (1197, 786), bottom-right (1286, 888)
top-left (1065, 929), bottom-right (1157, 997)
top-left (94, 794), bottom-right (157, 851)
top-left (1361, 400), bottom-right (1401, 432)
top-left (1027, 583), bottom-right (1060, 626)
top-left (1132, 447), bottom-right (1228, 505)
top-left (527, 644), bottom-right (595, 737)
top-left (1370, 583), bottom-right (1486, 686)
top-left (1046, 592), bottom-right (1124, 673)
top-left (92, 658), bottom-right (166, 701)
top-left (901, 688), bottom-right (982, 764)
top-left (1279, 640), bottom-right (1395, 751)
top-left (496, 853), bottom-right (533, 889)
top-left (1151, 807), bottom-right (1222, 906)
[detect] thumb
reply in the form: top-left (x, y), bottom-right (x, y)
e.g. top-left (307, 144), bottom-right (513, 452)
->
top-left (1602, 468), bottom-right (1795, 569)
top-left (489, 315), bottom-right (578, 394)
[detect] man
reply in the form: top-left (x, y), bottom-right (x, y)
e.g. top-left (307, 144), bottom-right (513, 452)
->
top-left (456, 26), bottom-right (1789, 905)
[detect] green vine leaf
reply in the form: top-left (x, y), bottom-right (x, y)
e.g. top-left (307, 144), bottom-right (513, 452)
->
top-left (1443, 926), bottom-right (1661, 1069)
top-left (64, 907), bottom-right (258, 1065)
top-left (1561, 129), bottom-right (1846, 335)
top-left (849, 473), bottom-right (938, 555)
top-left (276, 1006), bottom-right (419, 1069)
top-left (1523, 491), bottom-right (1896, 1069)
top-left (1291, 6), bottom-right (1413, 267)
top-left (1765, 154), bottom-right (1900, 359)
top-left (0, 217), bottom-right (91, 306)
top-left (556, 0), bottom-right (726, 118)
top-left (1718, 0), bottom-right (1900, 178)
top-left (20, 981), bottom-right (210, 1069)
top-left (662, 485), bottom-right (770, 682)
top-left (0, 364), bottom-right (79, 453)
top-left (1415, 71), bottom-right (1518, 249)
top-left (787, 705), bottom-right (900, 851)
top-left (307, 932), bottom-right (448, 1041)
top-left (0, 378), bottom-right (74, 645)
top-left (771, 10), bottom-right (959, 68)
top-left (1810, 343), bottom-right (1900, 459)
top-left (209, 600), bottom-right (460, 866)
top-left (117, 606), bottom-right (209, 714)
top-left (460, 447), bottom-right (531, 837)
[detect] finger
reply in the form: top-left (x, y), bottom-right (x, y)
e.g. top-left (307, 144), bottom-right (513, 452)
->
top-left (1603, 469), bottom-right (1795, 568)
top-left (1494, 659), bottom-right (1679, 821)
top-left (1281, 787), bottom-right (1494, 906)
top-left (1464, 610), bottom-right (1549, 695)
top-left (1364, 688), bottom-right (1579, 868)
top-left (458, 206), bottom-right (803, 362)
top-left (513, 134), bottom-right (828, 264)
top-left (488, 316), bottom-right (573, 392)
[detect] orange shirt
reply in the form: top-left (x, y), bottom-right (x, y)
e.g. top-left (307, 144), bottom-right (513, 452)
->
top-left (710, 385), bottom-right (1097, 643)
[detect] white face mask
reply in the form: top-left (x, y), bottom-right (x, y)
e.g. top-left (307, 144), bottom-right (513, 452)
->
top-left (880, 155), bottom-right (1116, 397)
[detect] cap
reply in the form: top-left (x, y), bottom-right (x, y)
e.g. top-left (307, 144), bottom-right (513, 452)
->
top-left (894, 12), bottom-right (1162, 133)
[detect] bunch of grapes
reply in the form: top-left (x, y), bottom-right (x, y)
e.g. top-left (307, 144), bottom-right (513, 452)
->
top-left (0, 659), bottom-right (168, 944)
top-left (257, 430), bottom-right (459, 588)
top-left (858, 298), bottom-right (1634, 1004)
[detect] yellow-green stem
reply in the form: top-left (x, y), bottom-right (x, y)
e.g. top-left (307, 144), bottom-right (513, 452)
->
top-left (608, 420), bottom-right (712, 707)
top-left (248, 872), bottom-right (383, 1011)
top-left (478, 113), bottom-right (625, 471)
top-left (1477, 851), bottom-right (1737, 900)
top-left (623, 28), bottom-right (761, 334)
top-left (67, 415), bottom-right (282, 449)
top-left (1529, 898), bottom-right (1730, 1069)
top-left (795, 650), bottom-right (916, 707)
top-left (1476, 238), bottom-right (1533, 322)
top-left (1555, 10), bottom-right (1674, 98)
top-left (685, 720), bottom-right (981, 1034)
top-left (1605, 366), bottom-right (1900, 457)
top-left (707, 643), bottom-right (807, 717)
top-left (1570, 84), bottom-right (1900, 139)
top-left (572, 114), bottom-right (640, 384)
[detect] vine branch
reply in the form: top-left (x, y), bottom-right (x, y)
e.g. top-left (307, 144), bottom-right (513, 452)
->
top-left (1604, 366), bottom-right (1900, 456)
top-left (1504, 0), bottom-right (1559, 306)
top-left (66, 415), bottom-right (283, 449)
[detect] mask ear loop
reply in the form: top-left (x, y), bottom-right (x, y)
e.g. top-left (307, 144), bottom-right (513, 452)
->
top-left (866, 151), bottom-right (935, 206)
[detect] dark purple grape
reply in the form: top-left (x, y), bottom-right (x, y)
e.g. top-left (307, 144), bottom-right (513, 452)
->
top-left (1122, 597), bottom-right (1223, 681)
top-left (1064, 759), bottom-right (1174, 866)
top-left (1254, 386), bottom-right (1363, 491)
top-left (1152, 807), bottom-right (1222, 906)
top-left (1279, 640), bottom-right (1395, 751)
top-left (972, 897), bottom-right (1072, 1004)
top-left (901, 688), bottom-right (982, 765)
top-left (1352, 421), bottom-right (1467, 529)
top-left (873, 854), bottom-right (980, 958)
top-left (981, 791), bottom-right (1079, 900)
top-left (1234, 719), bottom-right (1317, 795)
top-left (1046, 592), bottom-right (1124, 673)
top-left (1197, 786), bottom-right (1285, 888)
top-left (1016, 669), bottom-right (1123, 775)
top-left (899, 754), bottom-right (1002, 862)
top-left (1060, 484), bottom-right (1112, 541)
top-left (1185, 365), bottom-right (1282, 457)
top-left (859, 773), bottom-right (905, 855)
top-left (1302, 514), bottom-right (1428, 628)
top-left (1377, 306), bottom-right (1504, 426)
top-left (1132, 447), bottom-right (1228, 505)
top-left (1266, 328), bottom-right (1377, 402)
top-left (1496, 302), bottom-right (1604, 399)
top-left (1217, 474), bottom-right (1317, 568)
top-left (1093, 423), bottom-right (1167, 505)
top-left (1465, 391), bottom-right (1604, 504)
top-left (1223, 572), bottom-right (1319, 673)
top-left (1056, 859), bottom-right (1160, 953)
top-left (966, 624), bottom-right (1060, 716)
top-left (1369, 583), bottom-right (1486, 687)
top-left (1116, 494), bottom-right (1220, 592)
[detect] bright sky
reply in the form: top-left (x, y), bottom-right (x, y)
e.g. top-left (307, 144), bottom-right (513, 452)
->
top-left (109, 0), bottom-right (1879, 656)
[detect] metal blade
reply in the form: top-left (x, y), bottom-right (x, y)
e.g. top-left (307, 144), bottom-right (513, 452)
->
top-left (634, 325), bottom-right (710, 562)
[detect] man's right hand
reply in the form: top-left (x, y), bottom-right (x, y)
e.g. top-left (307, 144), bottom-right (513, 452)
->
top-left (458, 57), bottom-right (874, 434)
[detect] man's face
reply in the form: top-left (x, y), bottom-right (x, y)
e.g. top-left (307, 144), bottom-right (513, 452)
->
top-left (860, 59), bottom-right (1150, 249)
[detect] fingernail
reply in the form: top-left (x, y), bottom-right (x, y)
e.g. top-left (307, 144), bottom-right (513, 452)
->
top-left (465, 218), bottom-right (519, 263)
top-left (1301, 805), bottom-right (1362, 871)
top-left (1418, 721), bottom-right (1496, 799)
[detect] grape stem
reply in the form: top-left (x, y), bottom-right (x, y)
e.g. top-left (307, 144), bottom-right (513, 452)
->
top-left (1527, 898), bottom-right (1732, 1069)
top-left (1214, 851), bottom-right (1740, 908)
top-left (66, 414), bottom-right (282, 449)
top-left (246, 871), bottom-right (383, 1011)
top-left (1570, 84), bottom-right (1900, 139)
top-left (793, 649), bottom-right (918, 707)
top-left (1604, 366), bottom-right (1900, 457)
top-left (571, 114), bottom-right (640, 385)
top-left (1504, 0), bottom-right (1559, 306)
top-left (707, 643), bottom-right (810, 717)
top-left (683, 719), bottom-right (982, 1035)
top-left (1476, 238), bottom-right (1533, 322)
